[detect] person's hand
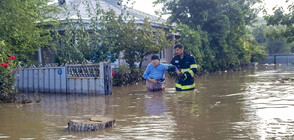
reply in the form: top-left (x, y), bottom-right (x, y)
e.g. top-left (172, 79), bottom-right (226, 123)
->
top-left (167, 66), bottom-right (175, 73)
top-left (149, 78), bottom-right (157, 85)
top-left (167, 66), bottom-right (178, 76)
top-left (178, 73), bottom-right (187, 81)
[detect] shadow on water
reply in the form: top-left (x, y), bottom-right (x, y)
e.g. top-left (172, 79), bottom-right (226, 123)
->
top-left (1, 65), bottom-right (294, 139)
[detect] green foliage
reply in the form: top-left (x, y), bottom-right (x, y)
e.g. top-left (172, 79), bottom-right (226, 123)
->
top-left (252, 26), bottom-right (266, 44)
top-left (116, 19), bottom-right (172, 69)
top-left (174, 24), bottom-right (206, 71)
top-left (265, 2), bottom-right (294, 43)
top-left (252, 25), bottom-right (294, 54)
top-left (56, 1), bottom-right (173, 69)
top-left (113, 65), bottom-right (144, 86)
top-left (175, 24), bottom-right (203, 63)
top-left (0, 0), bottom-right (56, 99)
top-left (55, 1), bottom-right (102, 63)
top-left (266, 38), bottom-right (293, 54)
top-left (156, 0), bottom-right (262, 71)
top-left (98, 9), bottom-right (125, 63)
top-left (244, 41), bottom-right (266, 62)
top-left (99, 9), bottom-right (173, 69)
top-left (0, 0), bottom-right (59, 63)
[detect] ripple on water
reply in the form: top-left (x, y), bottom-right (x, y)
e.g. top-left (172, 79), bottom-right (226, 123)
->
top-left (114, 114), bottom-right (175, 139)
top-left (241, 69), bottom-right (294, 139)
top-left (0, 136), bottom-right (11, 139)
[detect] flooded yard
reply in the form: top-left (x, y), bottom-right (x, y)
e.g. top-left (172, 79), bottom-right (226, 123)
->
top-left (1, 66), bottom-right (294, 139)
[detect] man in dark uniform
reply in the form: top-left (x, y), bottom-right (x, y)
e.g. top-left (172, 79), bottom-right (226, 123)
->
top-left (170, 43), bottom-right (197, 91)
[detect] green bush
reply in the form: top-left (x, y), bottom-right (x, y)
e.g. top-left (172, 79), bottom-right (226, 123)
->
top-left (113, 65), bottom-right (144, 86)
top-left (244, 41), bottom-right (266, 62)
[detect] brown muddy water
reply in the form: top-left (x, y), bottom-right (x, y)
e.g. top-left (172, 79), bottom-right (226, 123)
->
top-left (1, 66), bottom-right (294, 140)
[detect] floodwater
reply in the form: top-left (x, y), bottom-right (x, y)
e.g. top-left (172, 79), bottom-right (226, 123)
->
top-left (1, 65), bottom-right (294, 139)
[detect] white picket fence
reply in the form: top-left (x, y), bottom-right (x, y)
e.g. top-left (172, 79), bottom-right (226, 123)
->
top-left (15, 62), bottom-right (112, 95)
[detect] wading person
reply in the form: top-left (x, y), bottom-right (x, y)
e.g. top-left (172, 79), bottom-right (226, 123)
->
top-left (143, 55), bottom-right (179, 91)
top-left (171, 43), bottom-right (198, 91)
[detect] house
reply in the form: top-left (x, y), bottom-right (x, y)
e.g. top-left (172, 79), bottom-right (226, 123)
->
top-left (44, 0), bottom-right (179, 68)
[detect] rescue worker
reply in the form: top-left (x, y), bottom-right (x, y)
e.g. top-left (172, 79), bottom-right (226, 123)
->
top-left (170, 43), bottom-right (197, 91)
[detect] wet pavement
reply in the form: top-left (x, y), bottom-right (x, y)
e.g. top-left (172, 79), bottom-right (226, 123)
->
top-left (1, 65), bottom-right (294, 139)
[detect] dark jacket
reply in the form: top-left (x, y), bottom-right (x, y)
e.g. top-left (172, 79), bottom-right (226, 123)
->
top-left (171, 53), bottom-right (197, 91)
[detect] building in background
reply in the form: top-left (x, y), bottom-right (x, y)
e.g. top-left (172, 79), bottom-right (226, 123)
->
top-left (42, 0), bottom-right (179, 68)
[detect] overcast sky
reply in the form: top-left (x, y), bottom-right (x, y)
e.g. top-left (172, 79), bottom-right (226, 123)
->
top-left (127, 0), bottom-right (293, 18)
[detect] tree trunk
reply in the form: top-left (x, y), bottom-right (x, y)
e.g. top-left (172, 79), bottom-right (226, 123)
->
top-left (139, 61), bottom-right (142, 69)
top-left (139, 54), bottom-right (144, 69)
top-left (128, 61), bottom-right (135, 69)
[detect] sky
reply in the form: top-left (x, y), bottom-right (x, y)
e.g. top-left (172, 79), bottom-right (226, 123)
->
top-left (257, 0), bottom-right (292, 16)
top-left (123, 0), bottom-right (166, 18)
top-left (127, 0), bottom-right (293, 18)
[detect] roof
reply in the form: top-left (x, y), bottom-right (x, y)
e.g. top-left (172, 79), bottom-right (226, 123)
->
top-left (51, 0), bottom-right (166, 24)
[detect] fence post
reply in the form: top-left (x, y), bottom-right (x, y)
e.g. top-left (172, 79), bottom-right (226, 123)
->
top-left (274, 54), bottom-right (276, 65)
top-left (103, 62), bottom-right (112, 95)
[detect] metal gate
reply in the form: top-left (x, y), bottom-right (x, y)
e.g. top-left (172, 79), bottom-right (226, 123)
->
top-left (15, 62), bottom-right (112, 95)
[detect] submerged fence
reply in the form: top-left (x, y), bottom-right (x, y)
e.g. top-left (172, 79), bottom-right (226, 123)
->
top-left (15, 62), bottom-right (112, 95)
top-left (262, 54), bottom-right (294, 64)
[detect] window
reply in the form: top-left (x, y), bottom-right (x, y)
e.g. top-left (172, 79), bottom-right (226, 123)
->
top-left (160, 49), bottom-right (166, 60)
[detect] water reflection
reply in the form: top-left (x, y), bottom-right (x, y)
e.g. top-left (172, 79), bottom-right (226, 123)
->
top-left (1, 66), bottom-right (294, 139)
top-left (144, 92), bottom-right (166, 115)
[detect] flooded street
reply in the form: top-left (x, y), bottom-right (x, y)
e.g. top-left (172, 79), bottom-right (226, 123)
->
top-left (1, 66), bottom-right (294, 139)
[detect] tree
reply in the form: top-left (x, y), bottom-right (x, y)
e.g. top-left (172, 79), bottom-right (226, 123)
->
top-left (252, 26), bottom-right (267, 44)
top-left (98, 9), bottom-right (126, 63)
top-left (124, 19), bottom-right (173, 69)
top-left (266, 38), bottom-right (291, 54)
top-left (0, 0), bottom-right (59, 63)
top-left (173, 24), bottom-right (205, 70)
top-left (0, 0), bottom-right (57, 102)
top-left (251, 25), bottom-right (294, 54)
top-left (155, 0), bottom-right (263, 70)
top-left (100, 13), bottom-right (173, 69)
top-left (55, 1), bottom-right (103, 63)
top-left (265, 2), bottom-right (294, 43)
top-left (56, 1), bottom-right (172, 69)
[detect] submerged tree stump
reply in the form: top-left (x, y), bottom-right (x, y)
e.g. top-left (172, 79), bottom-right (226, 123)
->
top-left (68, 117), bottom-right (115, 131)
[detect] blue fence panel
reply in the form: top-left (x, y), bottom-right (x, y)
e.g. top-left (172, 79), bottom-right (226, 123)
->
top-left (15, 62), bottom-right (112, 95)
top-left (263, 55), bottom-right (294, 64)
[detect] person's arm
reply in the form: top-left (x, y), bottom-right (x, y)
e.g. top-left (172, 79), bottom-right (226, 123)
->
top-left (167, 58), bottom-right (181, 75)
top-left (182, 57), bottom-right (197, 80)
top-left (189, 57), bottom-right (197, 75)
top-left (164, 64), bottom-right (178, 71)
top-left (165, 64), bottom-right (180, 74)
top-left (143, 64), bottom-right (157, 84)
top-left (143, 64), bottom-right (151, 80)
